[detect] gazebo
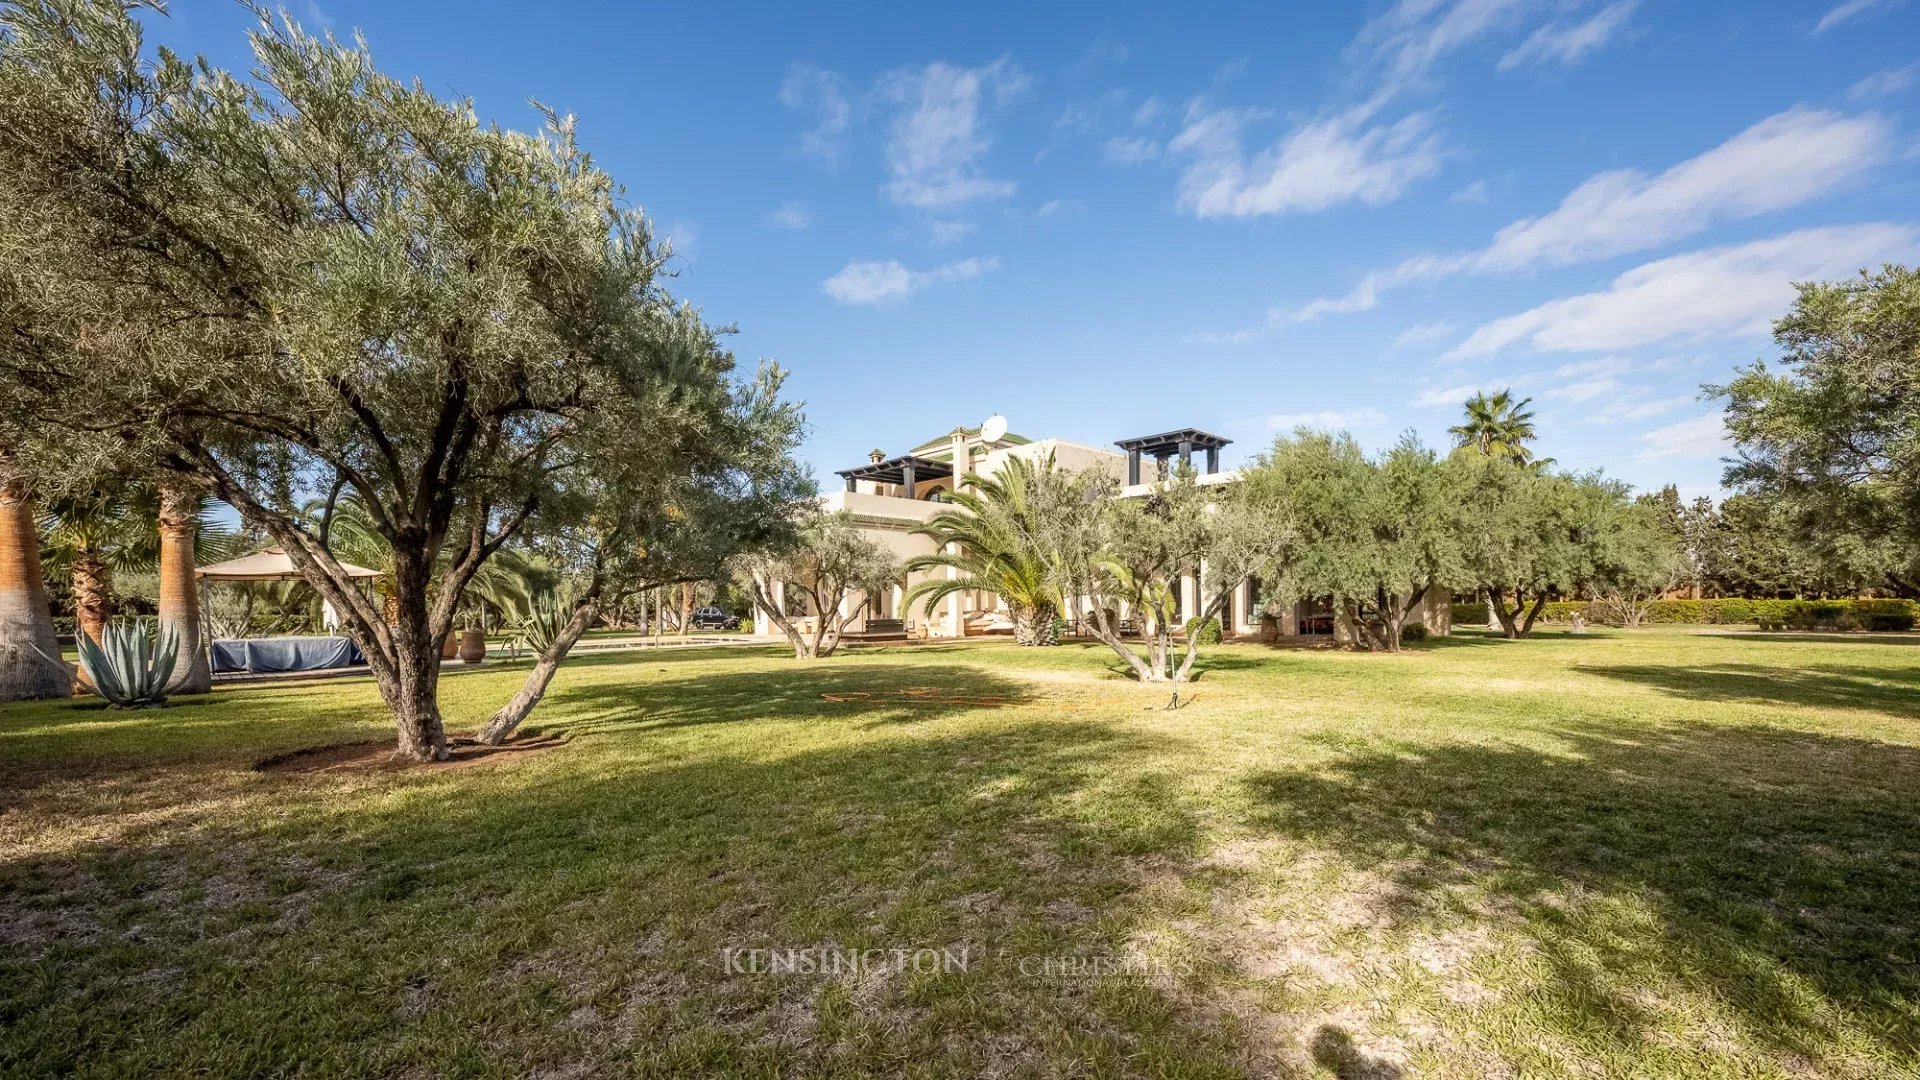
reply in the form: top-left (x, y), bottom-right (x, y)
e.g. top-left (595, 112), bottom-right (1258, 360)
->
top-left (195, 547), bottom-right (384, 674)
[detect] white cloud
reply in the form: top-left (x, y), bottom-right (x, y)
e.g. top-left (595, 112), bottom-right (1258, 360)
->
top-left (1543, 376), bottom-right (1622, 403)
top-left (765, 201), bottom-right (812, 230)
top-left (1054, 89), bottom-right (1127, 135)
top-left (1102, 136), bottom-right (1159, 165)
top-left (1356, 0), bottom-right (1538, 86)
top-left (1448, 222), bottom-right (1920, 358)
top-left (1213, 55), bottom-right (1252, 84)
top-left (1170, 97), bottom-right (1443, 219)
top-left (878, 58), bottom-right (1030, 209)
top-left (1185, 327), bottom-right (1264, 346)
top-left (1498, 0), bottom-right (1637, 71)
top-left (1394, 321), bottom-right (1457, 347)
top-left (1414, 383), bottom-right (1493, 408)
top-left (1286, 276), bottom-right (1386, 322)
top-left (1033, 199), bottom-right (1070, 218)
top-left (780, 65), bottom-right (852, 168)
top-left (661, 219), bottom-right (700, 263)
top-left (1133, 97), bottom-right (1167, 128)
top-left (1637, 413), bottom-right (1729, 461)
top-left (1066, 36), bottom-right (1129, 77)
top-left (1476, 108), bottom-right (1890, 271)
top-left (1267, 408), bottom-right (1389, 431)
top-left (1850, 63), bottom-right (1919, 101)
top-left (1593, 395), bottom-right (1691, 423)
top-left (1288, 106), bottom-right (1892, 317)
top-left (1449, 179), bottom-right (1490, 204)
top-left (822, 256), bottom-right (999, 306)
top-left (1816, 0), bottom-right (1908, 34)
top-left (1553, 355), bottom-right (1636, 378)
top-left (927, 220), bottom-right (976, 245)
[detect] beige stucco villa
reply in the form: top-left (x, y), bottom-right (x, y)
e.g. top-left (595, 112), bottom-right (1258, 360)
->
top-left (752, 421), bottom-right (1450, 642)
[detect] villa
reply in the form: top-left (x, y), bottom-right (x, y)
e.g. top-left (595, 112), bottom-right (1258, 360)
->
top-left (751, 420), bottom-right (1453, 642)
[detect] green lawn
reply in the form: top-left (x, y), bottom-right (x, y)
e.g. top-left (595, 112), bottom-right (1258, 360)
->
top-left (3, 629), bottom-right (1918, 1078)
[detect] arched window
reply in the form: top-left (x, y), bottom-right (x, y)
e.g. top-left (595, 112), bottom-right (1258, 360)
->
top-left (923, 486), bottom-right (950, 502)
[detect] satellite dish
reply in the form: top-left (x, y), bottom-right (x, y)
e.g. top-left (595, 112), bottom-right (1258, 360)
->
top-left (980, 414), bottom-right (1008, 443)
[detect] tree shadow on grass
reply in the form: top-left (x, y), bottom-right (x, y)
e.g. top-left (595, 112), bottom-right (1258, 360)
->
top-left (1702, 632), bottom-right (1920, 648)
top-left (0, 713), bottom-right (1286, 1078)
top-left (1582, 662), bottom-right (1920, 718)
top-left (539, 660), bottom-right (1072, 737)
top-left (1413, 627), bottom-right (1592, 650)
top-left (1243, 721), bottom-right (1920, 1067)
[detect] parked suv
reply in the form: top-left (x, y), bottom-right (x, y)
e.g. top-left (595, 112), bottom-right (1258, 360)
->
top-left (689, 606), bottom-right (738, 630)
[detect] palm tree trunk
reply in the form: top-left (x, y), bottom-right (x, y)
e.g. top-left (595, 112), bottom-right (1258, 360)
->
top-left (69, 548), bottom-right (112, 690)
top-left (1011, 601), bottom-right (1058, 646)
top-left (70, 549), bottom-right (112, 646)
top-left (0, 476), bottom-right (68, 701)
top-left (158, 483), bottom-right (210, 694)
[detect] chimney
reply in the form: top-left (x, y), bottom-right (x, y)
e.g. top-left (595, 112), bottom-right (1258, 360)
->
top-left (868, 448), bottom-right (885, 464)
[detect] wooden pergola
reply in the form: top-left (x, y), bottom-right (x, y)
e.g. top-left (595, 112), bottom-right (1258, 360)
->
top-left (1114, 428), bottom-right (1233, 484)
top-left (835, 454), bottom-right (953, 496)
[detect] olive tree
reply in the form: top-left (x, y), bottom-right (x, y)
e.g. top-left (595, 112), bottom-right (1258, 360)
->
top-left (476, 356), bottom-right (810, 744)
top-left (1025, 464), bottom-right (1275, 685)
top-left (1715, 265), bottom-right (1920, 597)
top-left (0, 3), bottom-right (792, 758)
top-left (1586, 492), bottom-right (1685, 627)
top-left (740, 511), bottom-right (899, 660)
top-left (1238, 431), bottom-right (1462, 652)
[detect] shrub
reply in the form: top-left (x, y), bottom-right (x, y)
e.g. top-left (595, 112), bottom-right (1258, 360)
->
top-left (1184, 616), bottom-right (1222, 645)
top-left (1401, 623), bottom-right (1429, 643)
top-left (1413, 596), bottom-right (1913, 631)
top-left (1450, 602), bottom-right (1489, 624)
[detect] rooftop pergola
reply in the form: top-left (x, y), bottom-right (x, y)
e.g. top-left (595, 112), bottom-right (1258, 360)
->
top-left (1114, 429), bottom-right (1232, 484)
top-left (835, 454), bottom-right (952, 495)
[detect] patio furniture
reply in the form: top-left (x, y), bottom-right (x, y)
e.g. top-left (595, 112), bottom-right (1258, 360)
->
top-left (196, 547), bottom-right (384, 674)
top-left (210, 635), bottom-right (365, 674)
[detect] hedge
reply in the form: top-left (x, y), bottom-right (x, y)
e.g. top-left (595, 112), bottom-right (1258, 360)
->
top-left (1447, 598), bottom-right (1918, 630)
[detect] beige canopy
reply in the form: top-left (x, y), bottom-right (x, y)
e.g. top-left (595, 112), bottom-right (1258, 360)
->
top-left (195, 546), bottom-right (383, 582)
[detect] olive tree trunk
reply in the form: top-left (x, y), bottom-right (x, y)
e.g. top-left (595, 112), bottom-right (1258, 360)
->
top-left (476, 593), bottom-right (600, 746)
top-left (378, 551), bottom-right (449, 761)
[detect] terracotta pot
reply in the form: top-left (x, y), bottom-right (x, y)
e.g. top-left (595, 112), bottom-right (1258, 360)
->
top-left (458, 628), bottom-right (487, 664)
top-left (441, 630), bottom-right (459, 659)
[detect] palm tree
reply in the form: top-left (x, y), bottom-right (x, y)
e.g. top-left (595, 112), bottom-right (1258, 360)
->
top-left (40, 488), bottom-right (146, 654)
top-left (903, 455), bottom-right (1062, 646)
top-left (42, 482), bottom-right (238, 689)
top-left (0, 459), bottom-right (67, 702)
top-left (157, 480), bottom-right (215, 694)
top-left (1449, 389), bottom-right (1548, 468)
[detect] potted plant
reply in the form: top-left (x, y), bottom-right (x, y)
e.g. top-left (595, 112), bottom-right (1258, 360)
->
top-left (458, 605), bottom-right (488, 664)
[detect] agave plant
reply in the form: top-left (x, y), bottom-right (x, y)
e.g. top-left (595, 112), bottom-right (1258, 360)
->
top-left (71, 619), bottom-right (180, 708)
top-left (514, 594), bottom-right (575, 656)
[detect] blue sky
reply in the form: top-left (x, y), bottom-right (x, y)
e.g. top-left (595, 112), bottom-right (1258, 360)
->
top-left (157, 0), bottom-right (1920, 498)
